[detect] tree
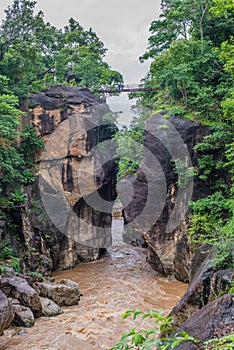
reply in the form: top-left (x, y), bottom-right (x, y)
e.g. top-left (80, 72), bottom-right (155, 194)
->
top-left (0, 1), bottom-right (123, 98)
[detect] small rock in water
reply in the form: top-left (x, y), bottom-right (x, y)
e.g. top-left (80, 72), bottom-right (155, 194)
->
top-left (17, 328), bottom-right (26, 336)
top-left (40, 297), bottom-right (63, 317)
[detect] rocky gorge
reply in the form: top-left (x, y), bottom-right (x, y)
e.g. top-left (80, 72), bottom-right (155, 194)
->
top-left (0, 86), bottom-right (233, 348)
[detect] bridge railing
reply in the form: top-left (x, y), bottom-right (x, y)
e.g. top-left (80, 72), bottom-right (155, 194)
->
top-left (94, 84), bottom-right (158, 93)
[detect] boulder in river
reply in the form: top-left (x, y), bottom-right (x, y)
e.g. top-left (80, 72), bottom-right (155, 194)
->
top-left (13, 304), bottom-right (35, 328)
top-left (40, 297), bottom-right (63, 317)
top-left (34, 279), bottom-right (80, 306)
top-left (0, 275), bottom-right (42, 317)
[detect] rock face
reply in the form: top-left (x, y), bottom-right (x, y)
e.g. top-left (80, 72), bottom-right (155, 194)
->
top-left (169, 249), bottom-right (234, 329)
top-left (122, 112), bottom-right (209, 281)
top-left (174, 294), bottom-right (234, 350)
top-left (13, 85), bottom-right (117, 273)
top-left (0, 290), bottom-right (14, 335)
top-left (169, 253), bottom-right (214, 328)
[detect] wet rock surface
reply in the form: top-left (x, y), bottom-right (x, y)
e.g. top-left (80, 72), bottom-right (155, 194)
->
top-left (169, 249), bottom-right (234, 331)
top-left (174, 294), bottom-right (234, 350)
top-left (122, 112), bottom-right (209, 281)
top-left (0, 273), bottom-right (81, 337)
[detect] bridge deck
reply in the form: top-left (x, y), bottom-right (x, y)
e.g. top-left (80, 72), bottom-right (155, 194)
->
top-left (94, 84), bottom-right (158, 94)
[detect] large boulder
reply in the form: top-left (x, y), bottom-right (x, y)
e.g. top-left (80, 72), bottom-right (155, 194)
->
top-left (34, 279), bottom-right (80, 306)
top-left (0, 290), bottom-right (14, 336)
top-left (122, 112), bottom-right (210, 280)
top-left (174, 294), bottom-right (234, 350)
top-left (12, 85), bottom-right (117, 274)
top-left (13, 304), bottom-right (35, 328)
top-left (0, 275), bottom-right (42, 317)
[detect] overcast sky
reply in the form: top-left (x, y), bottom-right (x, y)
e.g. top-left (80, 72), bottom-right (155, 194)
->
top-left (0, 0), bottom-right (161, 83)
top-left (0, 0), bottom-right (162, 123)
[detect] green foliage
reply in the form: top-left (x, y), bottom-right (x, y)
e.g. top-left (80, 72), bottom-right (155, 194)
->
top-left (138, 0), bottom-right (234, 124)
top-left (172, 159), bottom-right (196, 188)
top-left (18, 125), bottom-right (44, 160)
top-left (0, 1), bottom-right (123, 99)
top-left (30, 271), bottom-right (44, 281)
top-left (0, 93), bottom-right (21, 142)
top-left (0, 239), bottom-right (20, 274)
top-left (0, 239), bottom-right (13, 260)
top-left (189, 190), bottom-right (234, 270)
top-left (110, 310), bottom-right (201, 350)
top-left (204, 334), bottom-right (234, 349)
top-left (114, 127), bottom-right (144, 179)
top-left (0, 257), bottom-right (21, 274)
top-left (110, 310), bottom-right (234, 350)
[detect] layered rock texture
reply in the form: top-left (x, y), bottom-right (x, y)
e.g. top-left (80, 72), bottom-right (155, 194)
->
top-left (15, 86), bottom-right (117, 273)
top-left (122, 111), bottom-right (210, 281)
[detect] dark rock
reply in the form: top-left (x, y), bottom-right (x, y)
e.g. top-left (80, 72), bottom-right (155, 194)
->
top-left (0, 290), bottom-right (15, 336)
top-left (173, 227), bottom-right (191, 283)
top-left (169, 254), bottom-right (213, 328)
top-left (0, 275), bottom-right (42, 317)
top-left (34, 280), bottom-right (80, 306)
top-left (190, 245), bottom-right (212, 282)
top-left (174, 294), bottom-right (234, 350)
top-left (13, 304), bottom-right (35, 328)
top-left (122, 112), bottom-right (210, 280)
top-left (209, 268), bottom-right (234, 301)
top-left (40, 297), bottom-right (63, 317)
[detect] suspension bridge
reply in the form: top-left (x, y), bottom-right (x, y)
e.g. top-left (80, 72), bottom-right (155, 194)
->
top-left (94, 84), bottom-right (159, 94)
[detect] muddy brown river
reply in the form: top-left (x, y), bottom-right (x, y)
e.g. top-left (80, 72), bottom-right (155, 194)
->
top-left (0, 220), bottom-right (187, 350)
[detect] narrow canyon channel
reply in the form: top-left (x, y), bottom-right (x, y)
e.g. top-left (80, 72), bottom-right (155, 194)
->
top-left (0, 219), bottom-right (187, 350)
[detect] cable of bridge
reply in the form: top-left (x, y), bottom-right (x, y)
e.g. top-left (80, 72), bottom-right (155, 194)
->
top-left (94, 84), bottom-right (159, 94)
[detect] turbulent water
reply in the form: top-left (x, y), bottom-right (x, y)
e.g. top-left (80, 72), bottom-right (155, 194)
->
top-left (0, 220), bottom-right (187, 350)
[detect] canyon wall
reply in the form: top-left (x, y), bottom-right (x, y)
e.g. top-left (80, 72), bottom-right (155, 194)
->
top-left (13, 86), bottom-right (117, 274)
top-left (122, 111), bottom-right (210, 282)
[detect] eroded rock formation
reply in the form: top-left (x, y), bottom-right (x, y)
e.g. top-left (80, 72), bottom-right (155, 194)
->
top-left (122, 112), bottom-right (209, 281)
top-left (15, 85), bottom-right (117, 273)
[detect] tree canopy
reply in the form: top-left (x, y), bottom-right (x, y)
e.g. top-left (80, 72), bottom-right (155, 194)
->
top-left (0, 0), bottom-right (123, 100)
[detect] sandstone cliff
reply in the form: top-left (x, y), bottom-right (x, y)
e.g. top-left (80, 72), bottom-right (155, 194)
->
top-left (13, 86), bottom-right (117, 273)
